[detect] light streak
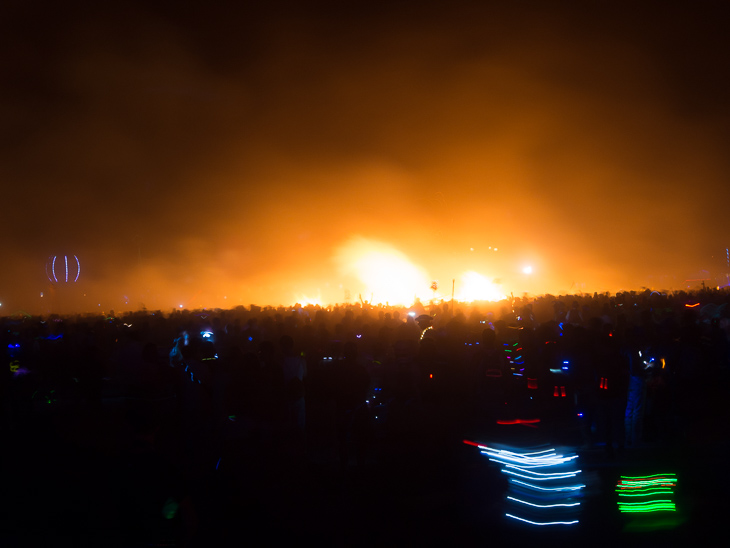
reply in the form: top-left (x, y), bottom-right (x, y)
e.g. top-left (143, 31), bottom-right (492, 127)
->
top-left (496, 418), bottom-right (541, 426)
top-left (618, 500), bottom-right (676, 512)
top-left (617, 473), bottom-right (678, 514)
top-left (615, 489), bottom-right (674, 497)
top-left (503, 469), bottom-right (578, 481)
top-left (469, 443), bottom-right (585, 526)
top-left (509, 479), bottom-right (585, 492)
top-left (462, 439), bottom-right (488, 449)
top-left (505, 465), bottom-right (581, 477)
top-left (506, 514), bottom-right (578, 526)
top-left (621, 473), bottom-right (677, 479)
top-left (507, 497), bottom-right (580, 508)
top-left (618, 478), bottom-right (676, 487)
top-left (482, 449), bottom-right (578, 467)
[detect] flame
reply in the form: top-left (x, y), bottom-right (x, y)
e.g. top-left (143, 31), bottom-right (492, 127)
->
top-left (456, 271), bottom-right (507, 302)
top-left (294, 292), bottom-right (323, 307)
top-left (336, 237), bottom-right (431, 306)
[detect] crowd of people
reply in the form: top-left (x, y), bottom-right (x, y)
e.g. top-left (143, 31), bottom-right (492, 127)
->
top-left (2, 287), bottom-right (729, 544)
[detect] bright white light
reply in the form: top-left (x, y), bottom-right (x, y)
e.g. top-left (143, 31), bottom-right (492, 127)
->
top-left (523, 266), bottom-right (533, 275)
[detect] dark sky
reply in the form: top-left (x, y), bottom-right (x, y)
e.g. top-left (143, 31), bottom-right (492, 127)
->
top-left (2, 1), bottom-right (730, 313)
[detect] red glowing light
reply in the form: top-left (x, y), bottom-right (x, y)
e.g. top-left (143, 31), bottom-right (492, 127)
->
top-left (496, 418), bottom-right (540, 427)
top-left (462, 439), bottom-right (486, 448)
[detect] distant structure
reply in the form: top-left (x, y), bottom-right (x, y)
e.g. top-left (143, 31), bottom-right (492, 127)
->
top-left (44, 255), bottom-right (82, 314)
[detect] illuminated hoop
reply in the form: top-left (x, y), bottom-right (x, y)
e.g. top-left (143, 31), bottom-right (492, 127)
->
top-left (46, 255), bottom-right (81, 284)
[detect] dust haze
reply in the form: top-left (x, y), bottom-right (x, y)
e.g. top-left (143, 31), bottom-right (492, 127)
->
top-left (2, 1), bottom-right (729, 314)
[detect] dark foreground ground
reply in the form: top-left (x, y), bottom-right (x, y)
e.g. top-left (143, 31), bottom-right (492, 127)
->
top-left (1, 392), bottom-right (726, 548)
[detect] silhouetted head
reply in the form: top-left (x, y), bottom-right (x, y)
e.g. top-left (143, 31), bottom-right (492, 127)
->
top-left (416, 314), bottom-right (433, 329)
top-left (482, 328), bottom-right (496, 347)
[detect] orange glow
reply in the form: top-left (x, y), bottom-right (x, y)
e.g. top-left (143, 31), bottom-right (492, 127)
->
top-left (4, 3), bottom-right (730, 317)
top-left (331, 238), bottom-right (510, 306)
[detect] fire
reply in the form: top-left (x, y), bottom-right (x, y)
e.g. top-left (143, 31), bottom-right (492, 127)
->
top-left (333, 237), bottom-right (507, 306)
top-left (456, 271), bottom-right (507, 302)
top-left (336, 237), bottom-right (431, 306)
top-left (294, 292), bottom-right (323, 307)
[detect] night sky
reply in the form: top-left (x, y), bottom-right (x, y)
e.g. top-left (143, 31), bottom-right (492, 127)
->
top-left (2, 1), bottom-right (730, 314)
